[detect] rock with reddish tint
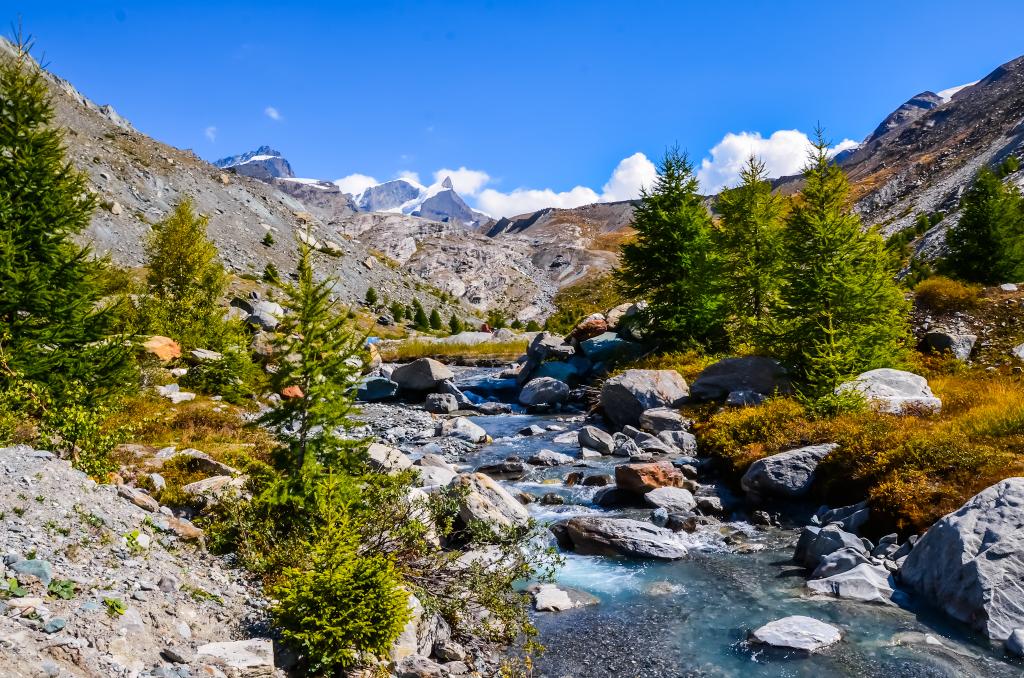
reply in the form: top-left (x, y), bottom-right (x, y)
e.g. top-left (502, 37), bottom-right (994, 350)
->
top-left (615, 461), bottom-right (684, 494)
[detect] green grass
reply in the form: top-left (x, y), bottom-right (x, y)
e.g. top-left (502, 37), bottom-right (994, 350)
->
top-left (379, 339), bottom-right (528, 362)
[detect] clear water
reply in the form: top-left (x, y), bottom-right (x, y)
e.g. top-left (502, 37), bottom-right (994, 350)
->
top-left (462, 412), bottom-right (1023, 677)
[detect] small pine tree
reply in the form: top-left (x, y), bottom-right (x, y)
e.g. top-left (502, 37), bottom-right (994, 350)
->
top-left (413, 305), bottom-right (429, 331)
top-left (0, 38), bottom-right (132, 406)
top-left (715, 155), bottom-right (786, 346)
top-left (769, 130), bottom-right (909, 395)
top-left (262, 263), bottom-right (279, 283)
top-left (142, 199), bottom-right (233, 350)
top-left (261, 231), bottom-right (275, 247)
top-left (486, 308), bottom-right (508, 329)
top-left (365, 287), bottom-right (379, 307)
top-left (525, 320), bottom-right (542, 332)
top-left (428, 308), bottom-right (443, 331)
top-left (945, 166), bottom-right (1024, 283)
top-left (390, 301), bottom-right (405, 321)
top-left (448, 314), bottom-right (462, 335)
top-left (258, 236), bottom-right (367, 516)
top-left (615, 147), bottom-right (726, 347)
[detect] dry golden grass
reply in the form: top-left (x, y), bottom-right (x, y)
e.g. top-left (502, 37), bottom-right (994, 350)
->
top-left (379, 338), bottom-right (528, 362)
top-left (913, 276), bottom-right (982, 314)
top-left (697, 371), bottom-right (1024, 533)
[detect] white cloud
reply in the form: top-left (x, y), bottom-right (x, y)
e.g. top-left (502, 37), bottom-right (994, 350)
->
top-left (396, 170), bottom-right (422, 186)
top-left (696, 129), bottom-right (858, 193)
top-left (204, 126), bottom-right (217, 142)
top-left (433, 167), bottom-right (491, 196)
top-left (333, 173), bottom-right (379, 196)
top-left (476, 185), bottom-right (601, 218)
top-left (600, 152), bottom-right (657, 202)
top-left (264, 106), bottom-right (282, 121)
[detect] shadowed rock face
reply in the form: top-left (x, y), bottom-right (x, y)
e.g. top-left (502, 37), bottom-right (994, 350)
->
top-left (214, 146), bottom-right (294, 179)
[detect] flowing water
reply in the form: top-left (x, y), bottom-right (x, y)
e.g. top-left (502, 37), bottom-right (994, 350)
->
top-left (442, 370), bottom-right (1024, 677)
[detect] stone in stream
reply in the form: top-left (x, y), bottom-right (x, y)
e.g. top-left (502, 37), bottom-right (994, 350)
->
top-left (835, 368), bottom-right (941, 415)
top-left (528, 583), bottom-right (599, 612)
top-left (581, 474), bottom-right (612, 487)
top-left (795, 524), bottom-right (867, 569)
top-left (599, 369), bottom-right (690, 429)
top-left (438, 417), bottom-right (488, 443)
top-left (615, 461), bottom-right (684, 494)
top-left (455, 473), bottom-right (530, 534)
top-left (810, 546), bottom-right (871, 579)
top-left (658, 430), bottom-right (698, 455)
top-left (740, 443), bottom-right (837, 500)
top-left (580, 332), bottom-right (643, 363)
top-left (476, 401), bottom-right (513, 415)
top-left (476, 460), bottom-right (529, 480)
top-left (554, 516), bottom-right (689, 560)
top-left (817, 501), bottom-right (870, 534)
top-left (424, 393), bottom-right (459, 414)
top-left (437, 380), bottom-right (475, 409)
top-left (552, 430), bottom-right (578, 445)
top-left (643, 487), bottom-right (696, 514)
top-left (415, 453), bottom-right (455, 471)
top-left (900, 478), bottom-right (1024, 640)
top-left (518, 377), bottom-right (570, 407)
top-left (519, 424), bottom-right (545, 436)
top-left (391, 358), bottom-right (455, 392)
top-left (749, 615), bottom-right (842, 652)
top-left (639, 407), bottom-right (692, 434)
top-left (578, 425), bottom-right (614, 455)
top-left (689, 356), bottom-right (791, 402)
top-left (806, 562), bottom-right (898, 605)
top-left (528, 449), bottom-right (574, 467)
top-left (527, 332), bottom-right (575, 361)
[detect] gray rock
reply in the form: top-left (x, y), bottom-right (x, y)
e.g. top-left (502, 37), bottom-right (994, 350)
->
top-left (437, 380), bottom-right (475, 409)
top-left (725, 389), bottom-right (766, 407)
top-left (433, 639), bottom-right (467, 662)
top-left (392, 358), bottom-right (455, 392)
top-left (740, 443), bottom-right (837, 499)
top-left (599, 369), bottom-right (689, 429)
top-left (528, 583), bottom-right (599, 612)
top-left (638, 407), bottom-right (691, 435)
top-left (690, 356), bottom-right (790, 402)
top-left (836, 368), bottom-right (941, 415)
top-left (424, 393), bottom-right (458, 414)
top-left (519, 424), bottom-right (546, 436)
top-left (527, 332), bottom-right (574, 361)
top-left (11, 559), bottom-right (52, 586)
top-left (455, 473), bottom-right (530, 534)
top-left (416, 465), bottom-right (456, 487)
top-left (438, 417), bottom-right (488, 443)
top-left (810, 546), bottom-right (872, 579)
top-left (657, 430), bottom-right (697, 455)
top-left (807, 562), bottom-right (898, 605)
top-left (819, 501), bottom-right (870, 533)
top-left (42, 618), bottom-right (66, 634)
top-left (528, 449), bottom-right (574, 467)
top-left (476, 460), bottom-right (528, 480)
top-left (1007, 629), bottom-right (1024, 657)
top-left (395, 654), bottom-right (445, 678)
top-left (643, 487), bottom-right (696, 513)
top-left (796, 524), bottom-right (867, 569)
top-left (900, 478), bottom-right (1024, 640)
top-left (476, 401), bottom-right (513, 415)
top-left (518, 377), bottom-right (570, 407)
top-left (557, 516), bottom-right (689, 560)
top-left (196, 639), bottom-right (275, 674)
top-left (750, 615), bottom-right (842, 652)
top-left (1012, 343), bottom-right (1024, 361)
top-left (922, 331), bottom-right (978, 361)
top-left (579, 332), bottom-right (643, 363)
top-left (367, 442), bottom-right (413, 473)
top-left (578, 426), bottom-right (614, 455)
top-left (357, 376), bottom-right (399, 402)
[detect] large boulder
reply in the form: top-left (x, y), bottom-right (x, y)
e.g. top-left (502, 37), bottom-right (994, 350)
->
top-left (795, 524), bottom-right (867, 569)
top-left (556, 516), bottom-right (689, 560)
top-left (392, 358), bottom-right (455, 392)
top-left (643, 486), bottom-right (696, 513)
top-left (518, 377), bottom-right (569, 407)
top-left (750, 616), bottom-right (841, 652)
top-left (900, 478), bottom-right (1024, 640)
top-left (567, 313), bottom-right (608, 342)
top-left (836, 368), bottom-right (941, 415)
top-left (740, 443), bottom-right (837, 500)
top-left (455, 473), bottom-right (530, 534)
top-left (921, 331), bottom-right (977, 361)
top-left (605, 302), bottom-right (641, 330)
top-left (639, 407), bottom-right (690, 434)
top-left (599, 369), bottom-right (689, 429)
top-left (531, 361), bottom-right (579, 384)
top-left (578, 426), bottom-right (614, 455)
top-left (615, 461), bottom-right (684, 494)
top-left (689, 356), bottom-right (790, 402)
top-left (357, 376), bottom-right (399, 402)
top-left (527, 332), bottom-right (574, 361)
top-left (424, 393), bottom-right (458, 414)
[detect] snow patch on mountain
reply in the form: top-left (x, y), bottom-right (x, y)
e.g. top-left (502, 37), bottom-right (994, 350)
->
top-left (937, 80), bottom-right (979, 102)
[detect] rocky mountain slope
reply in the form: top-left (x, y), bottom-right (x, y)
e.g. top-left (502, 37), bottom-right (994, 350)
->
top-left (214, 145), bottom-right (294, 180)
top-left (778, 53), bottom-right (1024, 259)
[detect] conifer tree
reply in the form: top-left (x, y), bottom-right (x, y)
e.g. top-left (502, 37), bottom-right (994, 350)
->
top-left (715, 156), bottom-right (786, 346)
top-left (770, 131), bottom-right (909, 394)
top-left (390, 301), bottom-right (404, 321)
top-left (0, 37), bottom-right (131, 405)
top-left (448, 313), bottom-right (462, 335)
top-left (615, 147), bottom-right (726, 347)
top-left (412, 300), bottom-right (429, 330)
top-left (365, 287), bottom-right (379, 307)
top-left (258, 237), bottom-right (367, 516)
top-left (945, 166), bottom-right (1024, 283)
top-left (429, 308), bottom-right (443, 331)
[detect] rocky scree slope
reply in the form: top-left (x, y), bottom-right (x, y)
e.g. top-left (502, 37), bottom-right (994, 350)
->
top-left (0, 445), bottom-right (277, 678)
top-left (0, 38), bottom-right (448, 312)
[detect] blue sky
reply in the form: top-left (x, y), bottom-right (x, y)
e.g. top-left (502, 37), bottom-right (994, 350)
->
top-left (6, 1), bottom-right (1024, 215)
